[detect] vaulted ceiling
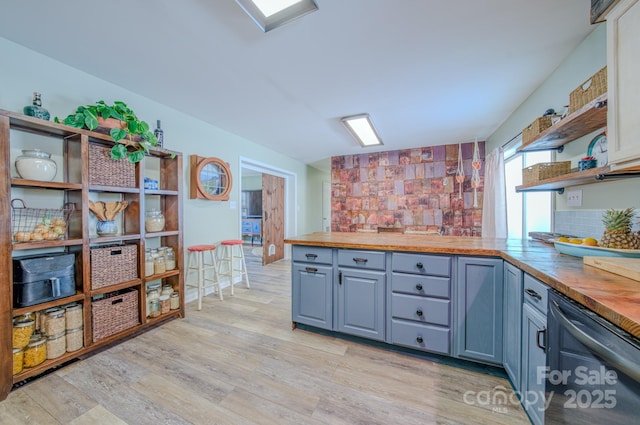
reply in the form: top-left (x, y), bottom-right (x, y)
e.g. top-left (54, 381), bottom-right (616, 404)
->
top-left (0, 1), bottom-right (595, 170)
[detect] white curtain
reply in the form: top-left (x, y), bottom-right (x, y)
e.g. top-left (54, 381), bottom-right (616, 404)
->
top-left (482, 147), bottom-right (507, 238)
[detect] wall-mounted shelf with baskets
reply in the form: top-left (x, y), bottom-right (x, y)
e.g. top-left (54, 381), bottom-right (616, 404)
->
top-left (0, 109), bottom-right (183, 400)
top-left (515, 92), bottom-right (640, 192)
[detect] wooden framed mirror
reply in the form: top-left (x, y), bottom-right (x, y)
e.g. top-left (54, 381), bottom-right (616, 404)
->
top-left (189, 155), bottom-right (232, 200)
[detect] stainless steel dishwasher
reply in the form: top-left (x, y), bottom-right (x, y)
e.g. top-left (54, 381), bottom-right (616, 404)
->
top-left (546, 290), bottom-right (640, 424)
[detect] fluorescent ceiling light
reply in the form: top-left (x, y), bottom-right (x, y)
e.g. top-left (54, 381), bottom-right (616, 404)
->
top-left (341, 114), bottom-right (383, 147)
top-left (235, 0), bottom-right (318, 32)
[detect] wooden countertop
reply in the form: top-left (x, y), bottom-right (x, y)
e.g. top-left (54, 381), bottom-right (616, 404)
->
top-left (285, 232), bottom-right (640, 339)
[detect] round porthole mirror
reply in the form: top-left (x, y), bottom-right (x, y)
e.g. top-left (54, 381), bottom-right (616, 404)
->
top-left (190, 155), bottom-right (232, 200)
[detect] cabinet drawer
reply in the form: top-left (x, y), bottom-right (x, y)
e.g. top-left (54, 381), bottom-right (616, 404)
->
top-left (391, 319), bottom-right (450, 355)
top-left (392, 253), bottom-right (451, 276)
top-left (338, 249), bottom-right (385, 271)
top-left (391, 272), bottom-right (450, 298)
top-left (523, 274), bottom-right (548, 314)
top-left (292, 246), bottom-right (333, 265)
top-left (392, 293), bottom-right (450, 326)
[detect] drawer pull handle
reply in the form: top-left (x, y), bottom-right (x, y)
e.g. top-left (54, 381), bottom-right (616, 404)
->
top-left (416, 336), bottom-right (424, 344)
top-left (305, 253), bottom-right (318, 259)
top-left (525, 288), bottom-right (542, 300)
top-left (415, 283), bottom-right (423, 291)
top-left (353, 257), bottom-right (368, 264)
top-left (416, 309), bottom-right (423, 317)
top-left (416, 262), bottom-right (424, 270)
top-left (305, 267), bottom-right (318, 273)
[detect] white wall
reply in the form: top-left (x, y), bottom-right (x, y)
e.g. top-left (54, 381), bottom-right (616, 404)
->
top-left (0, 37), bottom-right (323, 256)
top-left (487, 24), bottom-right (640, 212)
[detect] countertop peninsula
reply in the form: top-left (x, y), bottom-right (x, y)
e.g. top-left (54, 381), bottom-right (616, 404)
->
top-left (285, 232), bottom-right (640, 339)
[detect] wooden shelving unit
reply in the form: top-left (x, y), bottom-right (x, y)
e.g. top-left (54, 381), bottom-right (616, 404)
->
top-left (0, 109), bottom-right (184, 400)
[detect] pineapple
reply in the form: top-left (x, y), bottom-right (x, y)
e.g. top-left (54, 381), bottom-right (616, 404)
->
top-left (599, 208), bottom-right (640, 249)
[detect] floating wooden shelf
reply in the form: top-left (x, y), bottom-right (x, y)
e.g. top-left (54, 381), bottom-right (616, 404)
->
top-left (516, 166), bottom-right (611, 193)
top-left (518, 93), bottom-right (608, 152)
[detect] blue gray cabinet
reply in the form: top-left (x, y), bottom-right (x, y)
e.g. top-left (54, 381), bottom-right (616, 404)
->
top-left (503, 262), bottom-right (523, 390)
top-left (455, 257), bottom-right (504, 365)
top-left (337, 249), bottom-right (386, 341)
top-left (521, 274), bottom-right (547, 425)
top-left (390, 253), bottom-right (452, 355)
top-left (291, 246), bottom-right (333, 330)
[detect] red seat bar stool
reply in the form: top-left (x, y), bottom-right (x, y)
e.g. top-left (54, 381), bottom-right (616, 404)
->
top-left (185, 244), bottom-right (221, 309)
top-left (217, 240), bottom-right (250, 296)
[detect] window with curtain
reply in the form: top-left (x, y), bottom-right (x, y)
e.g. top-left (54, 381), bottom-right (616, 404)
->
top-left (503, 137), bottom-right (552, 239)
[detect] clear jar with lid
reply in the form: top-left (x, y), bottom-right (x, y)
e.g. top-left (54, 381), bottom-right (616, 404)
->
top-left (39, 307), bottom-right (58, 334)
top-left (146, 287), bottom-right (160, 317)
top-left (64, 303), bottom-right (83, 330)
top-left (66, 327), bottom-right (84, 352)
top-left (46, 332), bottom-right (66, 359)
top-left (154, 254), bottom-right (166, 274)
top-left (145, 250), bottom-right (155, 277)
top-left (170, 292), bottom-right (180, 310)
top-left (145, 209), bottom-right (165, 232)
top-left (13, 319), bottom-right (34, 349)
top-left (149, 299), bottom-right (161, 318)
top-left (161, 284), bottom-right (174, 296)
top-left (13, 348), bottom-right (24, 375)
top-left (159, 295), bottom-right (170, 314)
top-left (45, 308), bottom-right (66, 336)
top-left (164, 247), bottom-right (176, 270)
top-left (23, 336), bottom-right (47, 368)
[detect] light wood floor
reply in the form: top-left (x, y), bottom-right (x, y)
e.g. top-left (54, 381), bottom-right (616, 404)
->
top-left (0, 249), bottom-right (530, 424)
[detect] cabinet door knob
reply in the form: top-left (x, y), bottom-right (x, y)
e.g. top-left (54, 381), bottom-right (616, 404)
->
top-left (416, 336), bottom-right (424, 344)
top-left (416, 262), bottom-right (424, 270)
top-left (536, 328), bottom-right (547, 351)
top-left (416, 309), bottom-right (423, 317)
top-left (415, 283), bottom-right (423, 291)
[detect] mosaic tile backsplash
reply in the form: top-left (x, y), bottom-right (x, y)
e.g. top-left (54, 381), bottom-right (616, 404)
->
top-left (331, 142), bottom-right (485, 236)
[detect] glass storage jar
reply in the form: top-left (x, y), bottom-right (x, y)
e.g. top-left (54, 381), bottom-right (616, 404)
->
top-left (145, 209), bottom-right (165, 232)
top-left (66, 327), bottom-right (83, 352)
top-left (154, 254), bottom-right (166, 275)
top-left (161, 284), bottom-right (174, 297)
top-left (44, 308), bottom-right (66, 336)
top-left (146, 288), bottom-right (160, 317)
top-left (23, 335), bottom-right (47, 368)
top-left (13, 319), bottom-right (34, 349)
top-left (13, 348), bottom-right (24, 375)
top-left (149, 299), bottom-right (161, 318)
top-left (145, 250), bottom-right (154, 277)
top-left (64, 303), bottom-right (83, 330)
top-left (159, 295), bottom-right (170, 314)
top-left (15, 149), bottom-right (57, 181)
top-left (46, 332), bottom-right (66, 359)
top-left (170, 292), bottom-right (180, 310)
top-left (164, 248), bottom-right (176, 270)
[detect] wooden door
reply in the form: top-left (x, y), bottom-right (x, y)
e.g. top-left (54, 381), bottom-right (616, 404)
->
top-left (262, 174), bottom-right (285, 265)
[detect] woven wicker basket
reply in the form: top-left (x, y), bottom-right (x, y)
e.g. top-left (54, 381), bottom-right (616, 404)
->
top-left (569, 66), bottom-right (607, 113)
top-left (522, 161), bottom-right (571, 185)
top-left (90, 244), bottom-right (138, 290)
top-left (88, 144), bottom-right (136, 188)
top-left (522, 116), bottom-right (559, 145)
top-left (92, 289), bottom-right (139, 341)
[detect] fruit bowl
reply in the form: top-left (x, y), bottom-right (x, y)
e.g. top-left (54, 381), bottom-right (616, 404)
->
top-left (553, 240), bottom-right (640, 258)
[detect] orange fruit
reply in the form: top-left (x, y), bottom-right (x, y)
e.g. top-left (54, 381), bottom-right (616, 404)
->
top-left (556, 236), bottom-right (569, 243)
top-left (569, 238), bottom-right (583, 244)
top-left (582, 237), bottom-right (598, 246)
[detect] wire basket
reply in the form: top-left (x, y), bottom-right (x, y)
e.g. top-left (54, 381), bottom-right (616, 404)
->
top-left (11, 198), bottom-right (75, 243)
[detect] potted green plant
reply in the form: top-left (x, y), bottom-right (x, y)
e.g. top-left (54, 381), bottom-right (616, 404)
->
top-left (55, 100), bottom-right (158, 163)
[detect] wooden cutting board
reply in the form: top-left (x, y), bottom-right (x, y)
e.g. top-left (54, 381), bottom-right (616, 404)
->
top-left (583, 256), bottom-right (640, 281)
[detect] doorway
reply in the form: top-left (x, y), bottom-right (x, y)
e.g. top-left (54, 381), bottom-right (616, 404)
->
top-left (239, 157), bottom-right (296, 264)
